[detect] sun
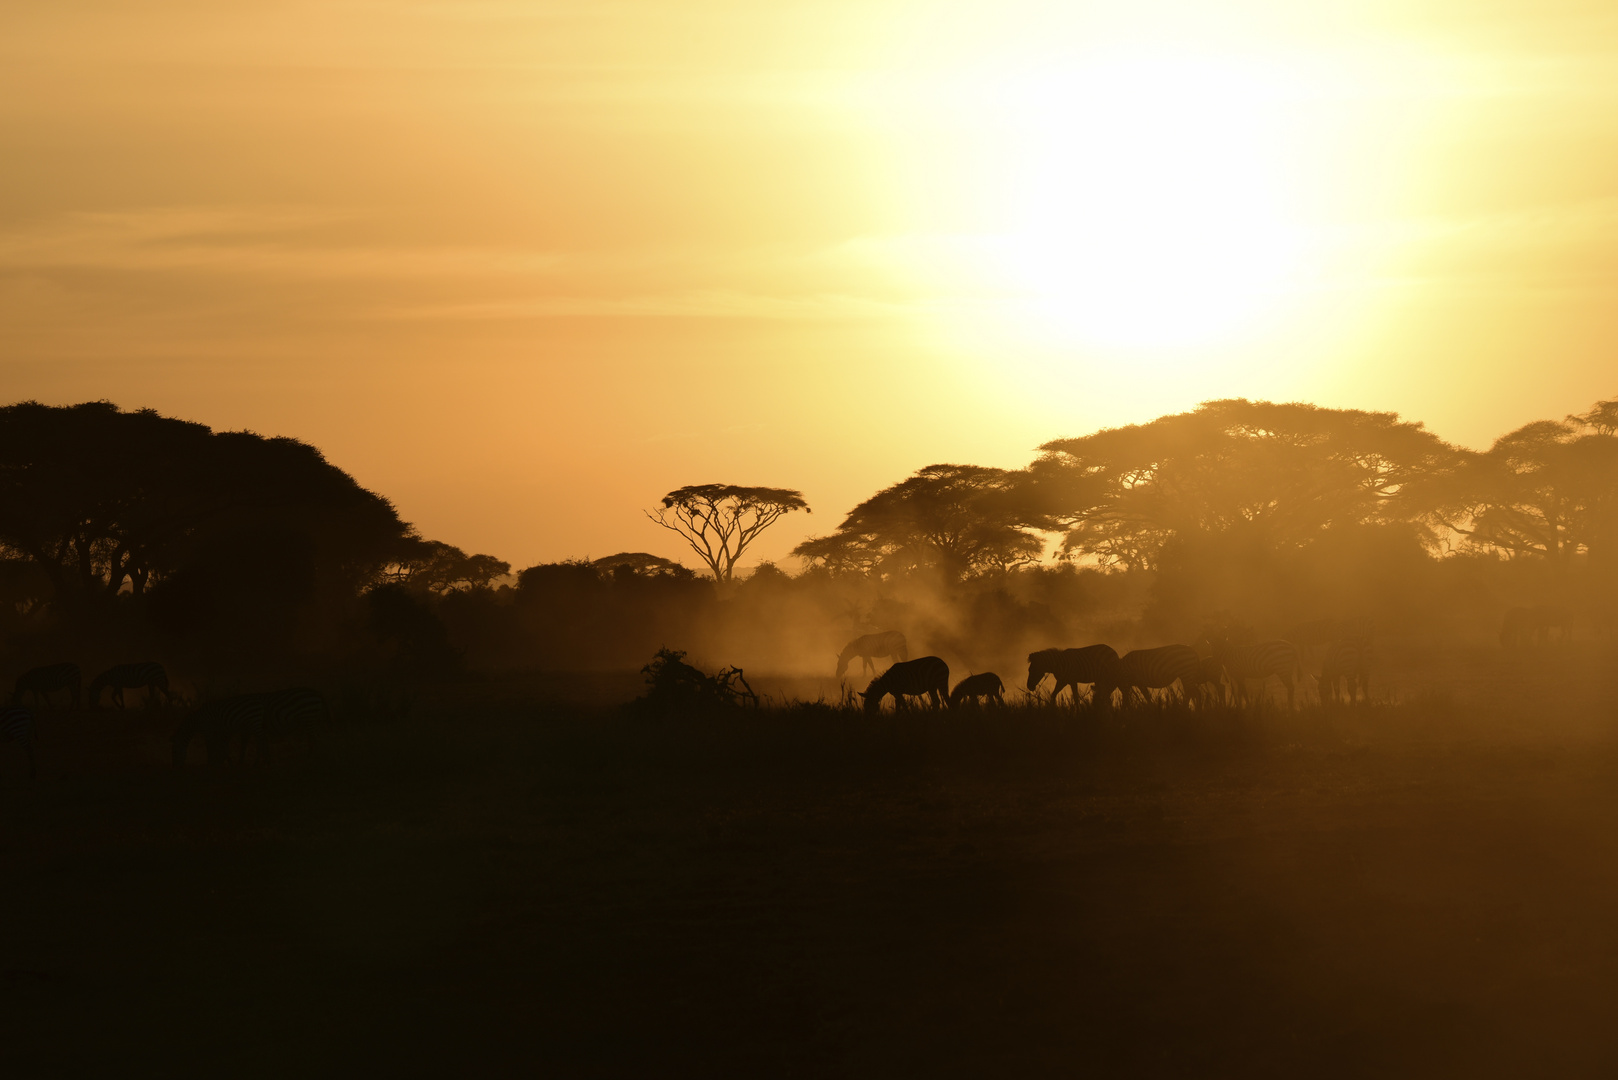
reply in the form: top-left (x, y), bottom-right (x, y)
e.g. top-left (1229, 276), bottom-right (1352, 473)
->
top-left (985, 52), bottom-right (1308, 348)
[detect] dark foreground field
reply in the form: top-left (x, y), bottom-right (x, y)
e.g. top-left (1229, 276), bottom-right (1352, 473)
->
top-left (4, 655), bottom-right (1618, 1077)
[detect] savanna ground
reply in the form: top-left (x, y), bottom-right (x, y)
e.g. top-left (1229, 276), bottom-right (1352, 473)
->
top-left (3, 641), bottom-right (1618, 1077)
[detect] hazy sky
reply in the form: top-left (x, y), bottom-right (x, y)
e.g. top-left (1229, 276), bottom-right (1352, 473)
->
top-left (4, 1), bottom-right (1618, 569)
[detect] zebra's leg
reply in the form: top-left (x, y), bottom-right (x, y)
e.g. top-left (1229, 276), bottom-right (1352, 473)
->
top-left (24, 738), bottom-right (35, 780)
top-left (1282, 675), bottom-right (1295, 711)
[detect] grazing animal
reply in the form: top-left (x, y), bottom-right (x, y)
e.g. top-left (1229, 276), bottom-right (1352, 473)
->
top-left (1186, 655), bottom-right (1228, 708)
top-left (259, 687), bottom-right (328, 760)
top-left (1499, 606), bottom-right (1572, 646)
top-left (949, 672), bottom-right (1005, 708)
top-left (1115, 645), bottom-right (1201, 706)
top-left (836, 631), bottom-right (909, 679)
top-left (1026, 645), bottom-right (1120, 706)
top-left (13, 663), bottom-right (81, 710)
top-left (861, 656), bottom-right (949, 713)
top-left (172, 693), bottom-right (268, 767)
top-left (1215, 639), bottom-right (1303, 709)
top-left (88, 662), bottom-right (169, 709)
top-left (1320, 639), bottom-right (1373, 704)
top-left (0, 706), bottom-right (37, 781)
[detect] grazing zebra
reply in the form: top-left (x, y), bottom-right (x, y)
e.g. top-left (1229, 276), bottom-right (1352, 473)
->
top-left (1320, 639), bottom-right (1373, 704)
top-left (260, 687), bottom-right (328, 759)
top-left (836, 631), bottom-right (909, 679)
top-left (949, 672), bottom-right (1005, 708)
top-left (1215, 639), bottom-right (1303, 709)
top-left (171, 693), bottom-right (267, 767)
top-left (13, 663), bottom-right (81, 710)
top-left (88, 662), bottom-right (169, 709)
top-left (861, 656), bottom-right (949, 713)
top-left (1499, 606), bottom-right (1572, 646)
top-left (1115, 645), bottom-right (1201, 706)
top-left (1186, 655), bottom-right (1228, 708)
top-left (0, 706), bottom-right (36, 781)
top-left (1025, 645), bottom-right (1120, 706)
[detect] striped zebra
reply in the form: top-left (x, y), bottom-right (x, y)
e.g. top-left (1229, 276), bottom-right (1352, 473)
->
top-left (1215, 639), bottom-right (1303, 709)
top-left (1186, 655), bottom-right (1228, 708)
top-left (259, 687), bottom-right (328, 759)
top-left (1320, 639), bottom-right (1373, 705)
top-left (1026, 645), bottom-right (1119, 706)
top-left (836, 631), bottom-right (909, 679)
top-left (949, 672), bottom-right (1005, 708)
top-left (171, 693), bottom-right (266, 767)
top-left (1115, 645), bottom-right (1201, 706)
top-left (861, 656), bottom-right (949, 712)
top-left (13, 663), bottom-right (81, 710)
top-left (88, 662), bottom-right (169, 709)
top-left (0, 706), bottom-right (36, 781)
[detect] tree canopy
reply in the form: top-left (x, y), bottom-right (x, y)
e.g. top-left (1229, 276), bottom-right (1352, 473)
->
top-left (647, 484), bottom-right (808, 582)
top-left (792, 464), bottom-right (1045, 579)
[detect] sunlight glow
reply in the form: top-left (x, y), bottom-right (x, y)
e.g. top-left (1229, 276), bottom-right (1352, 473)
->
top-left (987, 53), bottom-right (1308, 346)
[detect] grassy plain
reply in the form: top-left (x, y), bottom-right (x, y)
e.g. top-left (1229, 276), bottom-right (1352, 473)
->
top-left (2, 641), bottom-right (1617, 1077)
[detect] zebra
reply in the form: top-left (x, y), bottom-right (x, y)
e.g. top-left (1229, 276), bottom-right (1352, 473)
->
top-left (1115, 645), bottom-right (1201, 706)
top-left (1215, 639), bottom-right (1303, 709)
top-left (0, 706), bottom-right (36, 781)
top-left (1025, 645), bottom-right (1119, 706)
top-left (836, 631), bottom-right (909, 679)
top-left (88, 662), bottom-right (170, 709)
top-left (259, 687), bottom-right (328, 760)
top-left (13, 663), bottom-right (81, 710)
top-left (949, 672), bottom-right (1005, 708)
top-left (861, 656), bottom-right (949, 712)
top-left (171, 693), bottom-right (267, 767)
top-left (1186, 655), bottom-right (1228, 708)
top-left (1499, 606), bottom-right (1572, 646)
top-left (1320, 639), bottom-right (1373, 704)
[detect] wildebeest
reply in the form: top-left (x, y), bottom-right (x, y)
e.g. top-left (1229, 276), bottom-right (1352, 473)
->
top-left (13, 663), bottom-right (81, 710)
top-left (1026, 645), bottom-right (1119, 706)
top-left (1115, 645), bottom-right (1201, 706)
top-left (836, 631), bottom-right (909, 679)
top-left (88, 662), bottom-right (170, 709)
top-left (1499, 606), bottom-right (1572, 646)
top-left (1320, 639), bottom-right (1372, 704)
top-left (861, 656), bottom-right (949, 712)
top-left (949, 672), bottom-right (1005, 708)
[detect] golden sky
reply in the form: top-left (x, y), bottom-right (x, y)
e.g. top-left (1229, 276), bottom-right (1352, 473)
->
top-left (4, 1), bottom-right (1618, 568)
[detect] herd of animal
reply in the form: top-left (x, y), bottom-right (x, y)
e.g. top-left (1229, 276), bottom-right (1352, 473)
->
top-left (839, 630), bottom-right (1375, 714)
top-left (0, 660), bottom-right (326, 782)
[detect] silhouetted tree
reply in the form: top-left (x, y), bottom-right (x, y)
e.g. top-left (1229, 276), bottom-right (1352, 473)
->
top-left (386, 539), bottom-right (511, 594)
top-left (592, 552), bottom-right (694, 578)
top-left (793, 464), bottom-right (1044, 579)
top-left (647, 485), bottom-right (809, 582)
top-left (1446, 400), bottom-right (1618, 567)
top-left (1030, 400), bottom-right (1462, 569)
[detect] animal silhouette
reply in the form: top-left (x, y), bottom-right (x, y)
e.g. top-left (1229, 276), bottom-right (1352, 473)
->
top-left (88, 662), bottom-right (169, 709)
top-left (1185, 655), bottom-right (1228, 708)
top-left (949, 672), bottom-right (1004, 708)
top-left (13, 663), bottom-right (81, 710)
top-left (0, 705), bottom-right (37, 781)
top-left (836, 631), bottom-right (909, 678)
top-left (1213, 639), bottom-right (1302, 709)
top-left (1320, 638), bottom-right (1373, 704)
top-left (171, 693), bottom-right (267, 767)
top-left (1026, 645), bottom-right (1119, 705)
top-left (861, 656), bottom-right (949, 712)
top-left (1115, 645), bottom-right (1201, 706)
top-left (258, 687), bottom-right (329, 760)
top-left (1499, 606), bottom-right (1572, 646)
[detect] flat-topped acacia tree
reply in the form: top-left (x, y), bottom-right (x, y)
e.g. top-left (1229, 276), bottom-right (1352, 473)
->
top-left (646, 484), bottom-right (809, 583)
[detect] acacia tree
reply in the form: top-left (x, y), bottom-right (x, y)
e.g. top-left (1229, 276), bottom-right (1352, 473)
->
top-left (792, 464), bottom-right (1047, 579)
top-left (646, 484), bottom-right (809, 582)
